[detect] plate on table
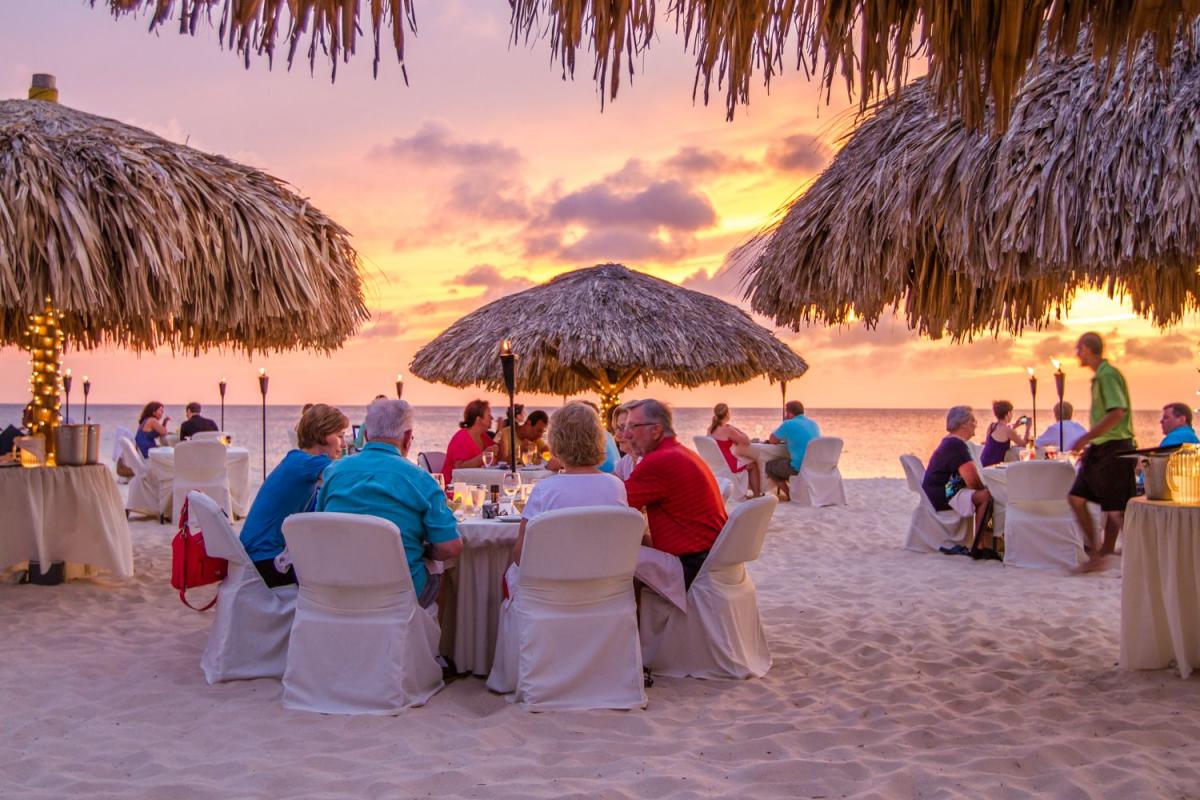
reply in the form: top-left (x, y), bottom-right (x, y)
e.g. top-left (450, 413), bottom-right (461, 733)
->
top-left (519, 465), bottom-right (544, 472)
top-left (497, 514), bottom-right (522, 523)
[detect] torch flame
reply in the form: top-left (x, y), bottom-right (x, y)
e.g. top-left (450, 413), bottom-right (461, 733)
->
top-left (1026, 367), bottom-right (1034, 377)
top-left (1051, 358), bottom-right (1062, 371)
top-left (500, 339), bottom-right (512, 355)
top-left (259, 368), bottom-right (266, 377)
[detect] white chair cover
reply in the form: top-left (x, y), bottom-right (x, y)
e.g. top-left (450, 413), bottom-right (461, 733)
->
top-left (640, 495), bottom-right (777, 680)
top-left (281, 512), bottom-right (443, 714)
top-left (172, 440), bottom-right (232, 525)
top-left (715, 476), bottom-right (734, 502)
top-left (789, 436), bottom-right (847, 506)
top-left (487, 506), bottom-right (646, 711)
top-left (418, 451), bottom-right (447, 475)
top-left (191, 431), bottom-right (230, 443)
top-left (187, 492), bottom-right (297, 683)
top-left (899, 455), bottom-right (972, 552)
top-left (112, 426), bottom-right (134, 466)
top-left (1002, 461), bottom-right (1087, 570)
top-left (692, 436), bottom-right (749, 501)
top-left (120, 437), bottom-right (168, 521)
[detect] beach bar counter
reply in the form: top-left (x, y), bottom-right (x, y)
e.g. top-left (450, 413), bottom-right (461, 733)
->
top-left (0, 464), bottom-right (133, 580)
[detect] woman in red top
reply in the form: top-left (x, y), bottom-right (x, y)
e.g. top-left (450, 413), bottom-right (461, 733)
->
top-left (708, 403), bottom-right (763, 498)
top-left (443, 399), bottom-right (498, 486)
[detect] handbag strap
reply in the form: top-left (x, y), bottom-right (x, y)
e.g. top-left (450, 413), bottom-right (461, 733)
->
top-left (176, 497), bottom-right (218, 612)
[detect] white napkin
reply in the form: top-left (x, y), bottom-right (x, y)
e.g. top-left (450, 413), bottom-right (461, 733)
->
top-left (635, 546), bottom-right (687, 613)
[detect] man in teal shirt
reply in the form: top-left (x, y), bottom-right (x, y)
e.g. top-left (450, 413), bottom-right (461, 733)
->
top-left (1068, 332), bottom-right (1136, 573)
top-left (766, 400), bottom-right (821, 501)
top-left (1159, 402), bottom-right (1200, 447)
top-left (317, 399), bottom-right (462, 606)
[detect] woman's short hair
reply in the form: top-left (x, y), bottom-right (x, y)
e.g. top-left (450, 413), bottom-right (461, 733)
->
top-left (461, 399), bottom-right (490, 429)
top-left (364, 399), bottom-right (413, 441)
top-left (992, 400), bottom-right (1014, 420)
top-left (1054, 401), bottom-right (1074, 421)
top-left (946, 405), bottom-right (974, 432)
top-left (548, 402), bottom-right (606, 467)
top-left (138, 402), bottom-right (163, 424)
top-left (297, 404), bottom-right (350, 449)
top-left (1166, 402), bottom-right (1193, 425)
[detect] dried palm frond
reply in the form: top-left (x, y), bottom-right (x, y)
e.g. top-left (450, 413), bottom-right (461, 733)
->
top-left (97, 1), bottom-right (1200, 129)
top-left (410, 263), bottom-right (807, 396)
top-left (0, 98), bottom-right (367, 353)
top-left (739, 26), bottom-right (1200, 340)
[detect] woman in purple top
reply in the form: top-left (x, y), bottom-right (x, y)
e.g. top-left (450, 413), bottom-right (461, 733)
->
top-left (980, 400), bottom-right (1031, 467)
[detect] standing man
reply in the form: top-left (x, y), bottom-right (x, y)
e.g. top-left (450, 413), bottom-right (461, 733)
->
top-left (766, 401), bottom-right (821, 501)
top-left (1068, 332), bottom-right (1136, 573)
top-left (1159, 403), bottom-right (1200, 447)
top-left (622, 399), bottom-right (727, 589)
top-left (179, 402), bottom-right (219, 440)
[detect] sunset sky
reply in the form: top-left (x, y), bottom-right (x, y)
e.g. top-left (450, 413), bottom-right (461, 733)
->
top-left (2, 3), bottom-right (1197, 411)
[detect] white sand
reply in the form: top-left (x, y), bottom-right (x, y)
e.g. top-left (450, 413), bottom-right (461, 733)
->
top-left (4, 477), bottom-right (1200, 799)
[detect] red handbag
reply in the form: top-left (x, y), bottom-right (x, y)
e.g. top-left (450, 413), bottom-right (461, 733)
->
top-left (170, 496), bottom-right (228, 611)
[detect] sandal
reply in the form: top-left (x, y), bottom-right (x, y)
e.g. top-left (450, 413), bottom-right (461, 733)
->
top-left (938, 544), bottom-right (970, 556)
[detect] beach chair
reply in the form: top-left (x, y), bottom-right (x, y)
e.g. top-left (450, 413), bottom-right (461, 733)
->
top-left (487, 506), bottom-right (646, 711)
top-left (280, 512), bottom-right (443, 714)
top-left (112, 426), bottom-right (135, 480)
top-left (715, 476), bottom-right (734, 502)
top-left (418, 451), bottom-right (446, 475)
top-left (789, 436), bottom-right (847, 506)
top-left (899, 455), bottom-right (972, 553)
top-left (1002, 461), bottom-right (1088, 570)
top-left (692, 436), bottom-right (749, 501)
top-left (119, 437), bottom-right (168, 522)
top-left (640, 495), bottom-right (777, 680)
top-left (172, 440), bottom-right (232, 526)
top-left (187, 492), bottom-right (297, 683)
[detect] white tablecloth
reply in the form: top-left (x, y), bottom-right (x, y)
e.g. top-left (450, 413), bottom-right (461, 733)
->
top-left (980, 464), bottom-right (1010, 536)
top-left (0, 464), bottom-right (133, 578)
top-left (1121, 498), bottom-right (1200, 678)
top-left (442, 517), bottom-right (520, 675)
top-left (747, 442), bottom-right (788, 468)
top-left (148, 446), bottom-right (252, 518)
top-left (451, 467), bottom-right (552, 486)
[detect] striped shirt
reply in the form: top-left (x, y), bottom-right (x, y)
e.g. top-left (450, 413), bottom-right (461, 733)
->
top-left (624, 437), bottom-right (727, 556)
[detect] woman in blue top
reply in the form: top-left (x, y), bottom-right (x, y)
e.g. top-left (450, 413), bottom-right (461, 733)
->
top-left (240, 403), bottom-right (349, 587)
top-left (135, 402), bottom-right (170, 457)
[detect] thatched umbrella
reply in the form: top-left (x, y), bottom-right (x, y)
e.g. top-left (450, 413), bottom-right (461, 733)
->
top-left (409, 263), bottom-right (807, 419)
top-left (97, 1), bottom-right (1199, 128)
top-left (739, 28), bottom-right (1200, 341)
top-left (2, 76), bottom-right (367, 453)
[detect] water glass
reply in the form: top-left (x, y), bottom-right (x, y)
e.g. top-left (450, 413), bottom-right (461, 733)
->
top-left (501, 472), bottom-right (522, 513)
top-left (482, 449), bottom-right (495, 468)
top-left (470, 485), bottom-right (486, 510)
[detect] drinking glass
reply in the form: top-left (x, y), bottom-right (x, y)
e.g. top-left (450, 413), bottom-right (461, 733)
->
top-left (501, 472), bottom-right (522, 514)
top-left (482, 449), bottom-right (495, 468)
top-left (540, 449), bottom-right (552, 464)
top-left (1045, 445), bottom-right (1058, 460)
top-left (469, 485), bottom-right (486, 511)
top-left (520, 449), bottom-right (533, 467)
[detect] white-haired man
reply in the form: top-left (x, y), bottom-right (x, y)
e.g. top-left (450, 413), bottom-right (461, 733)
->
top-left (316, 399), bottom-right (462, 608)
top-left (922, 405), bottom-right (995, 559)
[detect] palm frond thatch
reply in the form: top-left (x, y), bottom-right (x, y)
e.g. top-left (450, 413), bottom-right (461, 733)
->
top-left (739, 26), bottom-right (1200, 341)
top-left (0, 98), bottom-right (367, 353)
top-left (97, 1), bottom-right (1199, 128)
top-left (409, 263), bottom-right (807, 397)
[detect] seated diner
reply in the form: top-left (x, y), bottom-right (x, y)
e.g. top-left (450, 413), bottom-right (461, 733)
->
top-left (980, 400), bottom-right (1030, 466)
top-left (709, 402), bottom-right (762, 498)
top-left (442, 399), bottom-right (498, 486)
top-left (922, 405), bottom-right (997, 560)
top-left (135, 401), bottom-right (170, 457)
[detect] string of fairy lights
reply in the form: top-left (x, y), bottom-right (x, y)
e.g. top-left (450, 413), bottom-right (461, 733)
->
top-left (24, 298), bottom-right (64, 458)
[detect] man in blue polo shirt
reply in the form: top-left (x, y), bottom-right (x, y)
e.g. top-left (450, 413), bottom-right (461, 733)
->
top-left (766, 400), bottom-right (821, 501)
top-left (316, 398), bottom-right (462, 607)
top-left (1160, 402), bottom-right (1200, 447)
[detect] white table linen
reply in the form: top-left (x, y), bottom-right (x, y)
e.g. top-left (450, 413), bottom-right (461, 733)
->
top-left (980, 464), bottom-right (1010, 537)
top-left (0, 464), bottom-right (133, 578)
top-left (446, 518), bottom-right (520, 675)
top-left (1120, 498), bottom-right (1200, 678)
top-left (148, 446), bottom-right (251, 518)
top-left (451, 467), bottom-right (552, 486)
top-left (747, 442), bottom-right (788, 468)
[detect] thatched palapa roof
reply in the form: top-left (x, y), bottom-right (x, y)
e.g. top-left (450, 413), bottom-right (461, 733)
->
top-left (0, 97), bottom-right (367, 353)
top-left (98, 1), bottom-right (1200, 127)
top-left (410, 263), bottom-right (807, 397)
top-left (740, 27), bottom-right (1200, 341)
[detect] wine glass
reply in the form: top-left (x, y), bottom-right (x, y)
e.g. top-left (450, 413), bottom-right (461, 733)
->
top-left (540, 448), bottom-right (552, 464)
top-left (520, 449), bottom-right (533, 467)
top-left (482, 449), bottom-right (495, 468)
top-left (501, 472), bottom-right (522, 514)
top-left (469, 485), bottom-right (486, 512)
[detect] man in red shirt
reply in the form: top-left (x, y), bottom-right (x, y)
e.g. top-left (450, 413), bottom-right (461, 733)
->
top-left (622, 399), bottom-right (728, 588)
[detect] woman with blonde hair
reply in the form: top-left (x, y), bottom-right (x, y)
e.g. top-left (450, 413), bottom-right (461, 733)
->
top-left (511, 401), bottom-right (628, 565)
top-left (708, 402), bottom-right (762, 497)
top-left (240, 403), bottom-right (350, 587)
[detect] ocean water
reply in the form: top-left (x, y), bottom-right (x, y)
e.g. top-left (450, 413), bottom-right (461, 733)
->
top-left (0, 403), bottom-right (1166, 487)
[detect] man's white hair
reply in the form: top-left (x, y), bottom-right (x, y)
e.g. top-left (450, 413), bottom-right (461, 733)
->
top-left (624, 398), bottom-right (675, 436)
top-left (946, 405), bottom-right (973, 432)
top-left (365, 398), bottom-right (414, 440)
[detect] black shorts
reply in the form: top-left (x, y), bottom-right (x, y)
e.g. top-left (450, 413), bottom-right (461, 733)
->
top-left (253, 558), bottom-right (296, 587)
top-left (1069, 439), bottom-right (1136, 512)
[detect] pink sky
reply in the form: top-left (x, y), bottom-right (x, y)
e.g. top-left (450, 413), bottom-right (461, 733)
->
top-left (2, 3), bottom-right (1197, 411)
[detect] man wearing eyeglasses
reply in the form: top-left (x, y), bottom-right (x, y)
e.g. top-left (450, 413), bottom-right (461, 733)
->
top-left (622, 399), bottom-right (727, 589)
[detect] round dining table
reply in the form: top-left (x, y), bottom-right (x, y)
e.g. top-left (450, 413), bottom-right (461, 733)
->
top-left (147, 445), bottom-right (252, 518)
top-left (440, 516), bottom-right (520, 676)
top-left (0, 464), bottom-right (133, 579)
top-left (450, 466), bottom-right (553, 486)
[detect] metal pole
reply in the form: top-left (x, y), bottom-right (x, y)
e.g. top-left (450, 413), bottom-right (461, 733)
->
top-left (219, 378), bottom-right (227, 430)
top-left (257, 369), bottom-right (269, 479)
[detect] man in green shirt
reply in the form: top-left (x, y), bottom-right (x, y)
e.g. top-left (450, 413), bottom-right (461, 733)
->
top-left (1068, 332), bottom-right (1137, 573)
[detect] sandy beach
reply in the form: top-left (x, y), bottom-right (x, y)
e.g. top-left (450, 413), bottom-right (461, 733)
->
top-left (4, 477), bottom-right (1199, 799)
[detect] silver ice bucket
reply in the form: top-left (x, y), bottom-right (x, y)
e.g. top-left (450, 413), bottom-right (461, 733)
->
top-left (1144, 454), bottom-right (1173, 501)
top-left (55, 424), bottom-right (88, 466)
top-left (85, 423), bottom-right (101, 464)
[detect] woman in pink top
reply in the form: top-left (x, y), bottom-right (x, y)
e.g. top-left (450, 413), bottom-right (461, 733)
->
top-left (443, 399), bottom-right (498, 485)
top-left (708, 403), bottom-right (762, 497)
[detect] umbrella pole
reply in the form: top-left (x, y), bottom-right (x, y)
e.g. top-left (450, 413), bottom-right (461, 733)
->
top-left (25, 299), bottom-right (64, 465)
top-left (500, 342), bottom-right (517, 474)
top-left (781, 380), bottom-right (788, 421)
